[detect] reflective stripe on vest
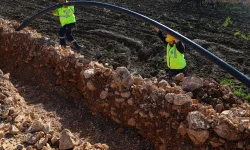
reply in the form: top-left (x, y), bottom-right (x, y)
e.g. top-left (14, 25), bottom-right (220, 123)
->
top-left (55, 6), bottom-right (76, 27)
top-left (166, 44), bottom-right (186, 69)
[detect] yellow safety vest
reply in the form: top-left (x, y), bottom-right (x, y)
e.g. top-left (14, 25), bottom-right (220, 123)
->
top-left (166, 44), bottom-right (186, 69)
top-left (53, 3), bottom-right (76, 27)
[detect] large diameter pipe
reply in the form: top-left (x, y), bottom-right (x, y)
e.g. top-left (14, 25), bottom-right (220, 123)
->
top-left (15, 1), bottom-right (250, 88)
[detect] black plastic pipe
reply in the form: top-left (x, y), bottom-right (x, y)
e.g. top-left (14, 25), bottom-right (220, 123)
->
top-left (15, 1), bottom-right (250, 87)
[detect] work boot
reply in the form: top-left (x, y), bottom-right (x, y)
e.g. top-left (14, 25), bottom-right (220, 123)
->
top-left (72, 41), bottom-right (84, 52)
top-left (60, 39), bottom-right (66, 48)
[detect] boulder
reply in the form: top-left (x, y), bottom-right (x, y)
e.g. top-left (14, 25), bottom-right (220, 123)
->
top-left (9, 125), bottom-right (19, 135)
top-left (82, 69), bottom-right (95, 79)
top-left (59, 129), bottom-right (80, 149)
top-left (27, 119), bottom-right (44, 133)
top-left (187, 111), bottom-right (210, 130)
top-left (182, 77), bottom-right (203, 91)
top-left (36, 138), bottom-right (48, 149)
top-left (173, 94), bottom-right (192, 106)
top-left (113, 67), bottom-right (133, 90)
top-left (187, 129), bottom-right (209, 145)
top-left (214, 123), bottom-right (240, 141)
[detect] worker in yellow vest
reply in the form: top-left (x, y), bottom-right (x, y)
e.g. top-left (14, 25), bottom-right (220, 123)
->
top-left (52, 0), bottom-right (83, 51)
top-left (153, 26), bottom-right (187, 78)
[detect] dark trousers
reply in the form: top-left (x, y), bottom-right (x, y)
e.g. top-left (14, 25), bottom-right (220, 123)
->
top-left (58, 23), bottom-right (76, 47)
top-left (168, 67), bottom-right (187, 78)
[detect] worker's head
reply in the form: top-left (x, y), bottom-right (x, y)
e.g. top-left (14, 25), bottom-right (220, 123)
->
top-left (165, 34), bottom-right (176, 45)
top-left (58, 0), bottom-right (66, 3)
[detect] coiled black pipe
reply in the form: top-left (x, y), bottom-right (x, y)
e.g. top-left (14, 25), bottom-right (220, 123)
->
top-left (15, 1), bottom-right (250, 87)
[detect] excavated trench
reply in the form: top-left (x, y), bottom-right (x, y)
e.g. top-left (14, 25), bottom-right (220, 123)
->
top-left (1, 19), bottom-right (250, 149)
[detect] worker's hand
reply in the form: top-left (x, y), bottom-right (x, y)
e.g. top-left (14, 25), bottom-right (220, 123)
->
top-left (152, 26), bottom-right (159, 32)
top-left (174, 39), bottom-right (179, 43)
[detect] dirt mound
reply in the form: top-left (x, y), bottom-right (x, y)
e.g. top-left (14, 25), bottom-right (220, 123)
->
top-left (1, 20), bottom-right (250, 149)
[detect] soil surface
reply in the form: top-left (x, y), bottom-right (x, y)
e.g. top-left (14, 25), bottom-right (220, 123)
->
top-left (1, 0), bottom-right (250, 81)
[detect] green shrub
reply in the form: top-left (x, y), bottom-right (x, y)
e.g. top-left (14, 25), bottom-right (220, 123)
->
top-left (245, 94), bottom-right (250, 100)
top-left (234, 88), bottom-right (245, 98)
top-left (234, 31), bottom-right (241, 36)
top-left (234, 30), bottom-right (250, 40)
top-left (222, 16), bottom-right (232, 27)
top-left (188, 23), bottom-right (193, 29)
top-left (220, 79), bottom-right (234, 86)
top-left (220, 79), bottom-right (249, 100)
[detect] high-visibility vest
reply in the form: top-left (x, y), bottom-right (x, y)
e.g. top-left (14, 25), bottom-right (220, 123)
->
top-left (53, 4), bottom-right (76, 27)
top-left (166, 44), bottom-right (186, 69)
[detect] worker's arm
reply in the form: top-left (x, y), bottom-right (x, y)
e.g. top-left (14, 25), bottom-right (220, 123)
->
top-left (157, 30), bottom-right (168, 45)
top-left (153, 26), bottom-right (168, 45)
top-left (176, 41), bottom-right (185, 54)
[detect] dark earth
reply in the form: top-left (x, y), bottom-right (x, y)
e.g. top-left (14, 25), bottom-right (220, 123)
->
top-left (0, 0), bottom-right (250, 149)
top-left (1, 0), bottom-right (250, 82)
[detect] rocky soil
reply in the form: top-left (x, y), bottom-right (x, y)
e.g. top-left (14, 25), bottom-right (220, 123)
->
top-left (0, 69), bottom-right (109, 150)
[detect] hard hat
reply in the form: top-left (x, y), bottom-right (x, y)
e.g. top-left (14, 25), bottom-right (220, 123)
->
top-left (165, 34), bottom-right (175, 43)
